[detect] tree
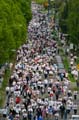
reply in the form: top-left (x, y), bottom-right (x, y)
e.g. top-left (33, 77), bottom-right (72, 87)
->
top-left (0, 0), bottom-right (32, 64)
top-left (67, 0), bottom-right (79, 45)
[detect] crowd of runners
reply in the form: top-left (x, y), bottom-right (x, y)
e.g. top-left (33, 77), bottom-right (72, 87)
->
top-left (1, 2), bottom-right (78, 120)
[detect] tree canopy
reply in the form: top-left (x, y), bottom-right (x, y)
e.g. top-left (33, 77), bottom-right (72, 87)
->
top-left (58, 0), bottom-right (79, 45)
top-left (0, 0), bottom-right (32, 64)
top-left (67, 0), bottom-right (79, 45)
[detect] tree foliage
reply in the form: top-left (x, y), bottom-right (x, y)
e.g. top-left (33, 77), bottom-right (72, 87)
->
top-left (0, 0), bottom-right (32, 64)
top-left (57, 0), bottom-right (79, 45)
top-left (67, 0), bottom-right (79, 45)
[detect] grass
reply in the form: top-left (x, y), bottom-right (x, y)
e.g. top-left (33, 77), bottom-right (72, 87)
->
top-left (34, 0), bottom-right (48, 4)
top-left (76, 57), bottom-right (79, 64)
top-left (63, 56), bottom-right (75, 82)
top-left (63, 57), bottom-right (69, 71)
top-left (70, 86), bottom-right (79, 91)
top-left (40, 9), bottom-right (48, 14)
top-left (68, 74), bottom-right (75, 82)
top-left (0, 54), bottom-right (16, 108)
top-left (59, 48), bottom-right (64, 54)
top-left (0, 69), bottom-right (10, 107)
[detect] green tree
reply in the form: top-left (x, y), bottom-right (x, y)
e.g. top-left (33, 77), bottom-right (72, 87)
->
top-left (0, 0), bottom-right (32, 64)
top-left (67, 0), bottom-right (79, 45)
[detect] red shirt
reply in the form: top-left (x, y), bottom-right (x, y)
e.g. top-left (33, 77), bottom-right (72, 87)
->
top-left (15, 97), bottom-right (21, 104)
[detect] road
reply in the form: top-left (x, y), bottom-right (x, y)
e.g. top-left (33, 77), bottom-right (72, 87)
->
top-left (0, 2), bottom-right (79, 120)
